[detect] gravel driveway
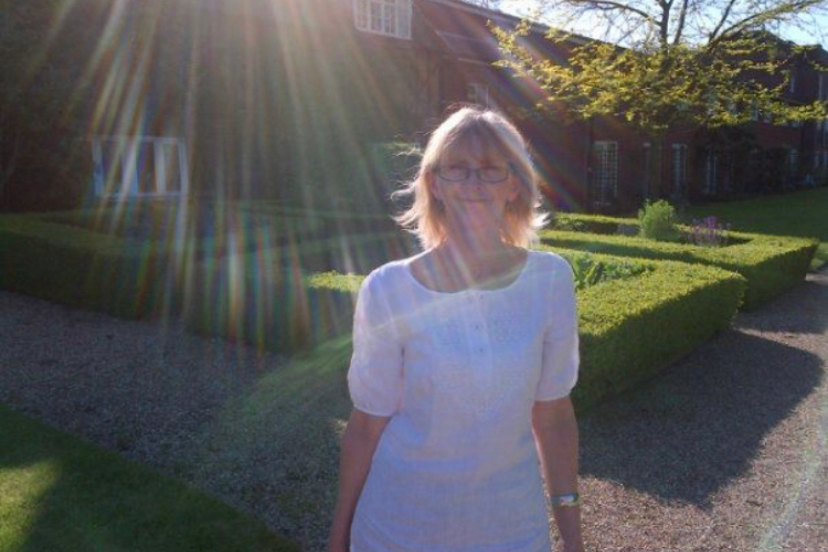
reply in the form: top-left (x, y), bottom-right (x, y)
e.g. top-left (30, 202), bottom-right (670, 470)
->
top-left (1, 268), bottom-right (826, 552)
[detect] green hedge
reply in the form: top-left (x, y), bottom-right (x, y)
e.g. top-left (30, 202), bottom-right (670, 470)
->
top-left (179, 230), bottom-right (417, 354)
top-left (0, 212), bottom-right (748, 409)
top-left (536, 246), bottom-right (747, 409)
top-left (181, 263), bottom-right (363, 355)
top-left (0, 213), bottom-right (413, 329)
top-left (550, 212), bottom-right (633, 235)
top-left (542, 215), bottom-right (816, 310)
top-left (0, 215), bottom-right (169, 318)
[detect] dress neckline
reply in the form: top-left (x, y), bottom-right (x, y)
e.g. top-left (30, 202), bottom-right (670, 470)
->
top-left (403, 249), bottom-right (534, 296)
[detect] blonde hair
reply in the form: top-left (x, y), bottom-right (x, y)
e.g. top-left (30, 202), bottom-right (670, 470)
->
top-left (392, 107), bottom-right (549, 249)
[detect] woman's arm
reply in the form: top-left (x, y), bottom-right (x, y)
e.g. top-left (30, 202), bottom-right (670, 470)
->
top-left (328, 409), bottom-right (391, 552)
top-left (532, 395), bottom-right (585, 552)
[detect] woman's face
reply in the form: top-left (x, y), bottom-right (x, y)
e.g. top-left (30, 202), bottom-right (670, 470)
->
top-left (430, 137), bottom-right (520, 242)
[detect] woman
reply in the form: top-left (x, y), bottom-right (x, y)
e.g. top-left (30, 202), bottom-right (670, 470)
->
top-left (328, 107), bottom-right (584, 552)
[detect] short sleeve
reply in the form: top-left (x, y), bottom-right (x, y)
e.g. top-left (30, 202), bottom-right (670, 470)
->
top-left (535, 258), bottom-right (580, 402)
top-left (347, 271), bottom-right (405, 417)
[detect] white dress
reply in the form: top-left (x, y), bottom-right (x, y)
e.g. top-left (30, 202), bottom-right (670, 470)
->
top-left (347, 249), bottom-right (580, 552)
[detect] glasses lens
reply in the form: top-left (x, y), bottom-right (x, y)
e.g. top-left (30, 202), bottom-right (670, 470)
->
top-left (479, 167), bottom-right (510, 182)
top-left (438, 166), bottom-right (469, 181)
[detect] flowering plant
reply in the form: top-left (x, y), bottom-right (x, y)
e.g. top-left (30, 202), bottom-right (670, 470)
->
top-left (684, 216), bottom-right (731, 247)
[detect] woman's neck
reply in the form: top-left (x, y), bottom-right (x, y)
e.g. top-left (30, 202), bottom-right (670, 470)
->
top-left (433, 237), bottom-right (516, 277)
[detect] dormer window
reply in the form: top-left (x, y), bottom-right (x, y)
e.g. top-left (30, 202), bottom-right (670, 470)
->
top-left (467, 83), bottom-right (490, 107)
top-left (354, 0), bottom-right (412, 40)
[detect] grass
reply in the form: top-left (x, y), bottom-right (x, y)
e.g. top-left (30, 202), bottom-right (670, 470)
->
top-left (0, 403), bottom-right (299, 552)
top-left (686, 187), bottom-right (828, 270)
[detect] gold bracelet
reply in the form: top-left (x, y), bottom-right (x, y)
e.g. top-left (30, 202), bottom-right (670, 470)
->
top-left (550, 492), bottom-right (581, 508)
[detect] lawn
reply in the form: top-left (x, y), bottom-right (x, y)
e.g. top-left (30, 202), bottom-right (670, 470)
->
top-left (0, 404), bottom-right (299, 552)
top-left (686, 187), bottom-right (828, 270)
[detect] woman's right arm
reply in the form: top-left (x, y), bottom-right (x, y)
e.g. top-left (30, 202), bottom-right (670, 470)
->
top-left (328, 408), bottom-right (392, 552)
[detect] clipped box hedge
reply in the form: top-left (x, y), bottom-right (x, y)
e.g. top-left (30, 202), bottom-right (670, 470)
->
top-left (180, 232), bottom-right (417, 354)
top-left (0, 211), bottom-right (748, 410)
top-left (0, 215), bottom-right (170, 318)
top-left (538, 246), bottom-right (746, 409)
top-left (0, 210), bottom-right (413, 328)
top-left (543, 214), bottom-right (816, 310)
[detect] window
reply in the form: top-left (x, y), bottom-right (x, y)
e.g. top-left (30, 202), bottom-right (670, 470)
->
top-left (704, 149), bottom-right (718, 195)
top-left (91, 136), bottom-right (189, 198)
top-left (467, 83), bottom-right (489, 107)
top-left (819, 73), bottom-right (828, 101)
top-left (354, 0), bottom-right (411, 39)
top-left (789, 71), bottom-right (796, 93)
top-left (789, 148), bottom-right (799, 178)
top-left (592, 141), bottom-right (618, 204)
top-left (672, 143), bottom-right (688, 195)
top-left (642, 142), bottom-right (661, 198)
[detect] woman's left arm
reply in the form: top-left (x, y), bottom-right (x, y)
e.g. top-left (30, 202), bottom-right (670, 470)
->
top-left (532, 395), bottom-right (585, 552)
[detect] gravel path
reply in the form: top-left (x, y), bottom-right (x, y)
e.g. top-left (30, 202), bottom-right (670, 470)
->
top-left (1, 268), bottom-right (826, 552)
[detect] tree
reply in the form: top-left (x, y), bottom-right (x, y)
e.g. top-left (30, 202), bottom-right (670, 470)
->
top-left (493, 0), bottom-right (828, 193)
top-left (463, 0), bottom-right (505, 8)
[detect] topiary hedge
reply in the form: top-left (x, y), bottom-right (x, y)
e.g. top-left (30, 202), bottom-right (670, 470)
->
top-left (0, 215), bottom-right (169, 318)
top-left (542, 215), bottom-right (816, 310)
top-left (0, 212), bottom-right (414, 330)
top-left (539, 246), bottom-right (746, 410)
top-left (179, 228), bottom-right (418, 353)
top-left (0, 211), bottom-right (748, 410)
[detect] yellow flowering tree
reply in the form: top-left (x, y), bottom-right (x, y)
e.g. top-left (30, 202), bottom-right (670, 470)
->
top-left (493, 0), bottom-right (828, 195)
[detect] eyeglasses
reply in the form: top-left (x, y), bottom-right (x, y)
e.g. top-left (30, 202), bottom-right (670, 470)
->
top-left (435, 165), bottom-right (511, 184)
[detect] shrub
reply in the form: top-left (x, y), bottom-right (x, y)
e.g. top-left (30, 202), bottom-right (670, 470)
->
top-left (562, 251), bottom-right (650, 290)
top-left (638, 200), bottom-right (681, 242)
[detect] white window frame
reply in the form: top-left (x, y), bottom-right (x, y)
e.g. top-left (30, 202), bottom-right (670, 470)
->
top-left (91, 135), bottom-right (189, 198)
top-left (467, 82), bottom-right (489, 107)
top-left (672, 143), bottom-right (688, 195)
top-left (353, 0), bottom-right (411, 40)
top-left (593, 141), bottom-right (618, 204)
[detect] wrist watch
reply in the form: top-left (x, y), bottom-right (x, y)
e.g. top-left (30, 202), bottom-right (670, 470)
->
top-left (550, 492), bottom-right (581, 508)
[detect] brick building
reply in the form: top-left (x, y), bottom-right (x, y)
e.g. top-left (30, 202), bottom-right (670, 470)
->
top-left (17, 0), bottom-right (824, 213)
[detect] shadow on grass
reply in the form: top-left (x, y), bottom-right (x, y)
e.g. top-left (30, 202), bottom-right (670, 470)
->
top-left (579, 330), bottom-right (824, 507)
top-left (0, 404), bottom-right (299, 552)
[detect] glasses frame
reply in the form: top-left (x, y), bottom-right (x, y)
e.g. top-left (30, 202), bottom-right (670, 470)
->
top-left (434, 163), bottom-right (513, 184)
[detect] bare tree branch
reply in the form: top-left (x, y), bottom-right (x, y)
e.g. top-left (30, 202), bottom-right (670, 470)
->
top-left (557, 0), bottom-right (659, 25)
top-left (673, 0), bottom-right (692, 43)
top-left (712, 0), bottom-right (825, 44)
top-left (708, 0), bottom-right (740, 42)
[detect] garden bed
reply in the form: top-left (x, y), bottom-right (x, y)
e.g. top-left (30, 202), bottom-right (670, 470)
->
top-left (544, 213), bottom-right (816, 310)
top-left (538, 246), bottom-right (746, 409)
